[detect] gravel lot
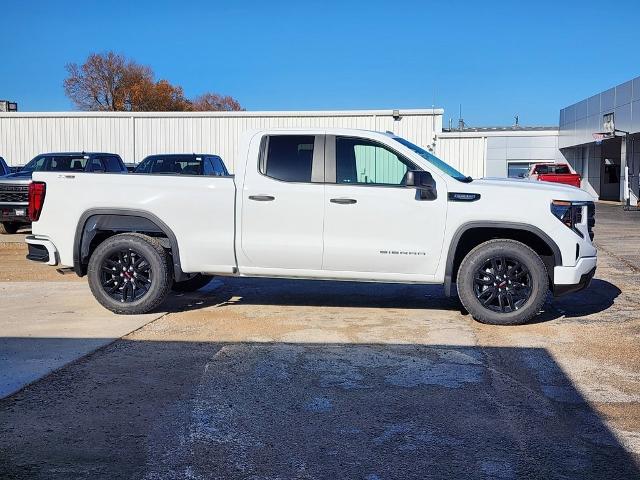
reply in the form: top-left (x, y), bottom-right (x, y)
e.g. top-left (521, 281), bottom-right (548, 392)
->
top-left (0, 204), bottom-right (639, 479)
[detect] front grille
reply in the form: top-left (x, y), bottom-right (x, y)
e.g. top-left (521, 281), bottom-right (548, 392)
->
top-left (0, 184), bottom-right (29, 203)
top-left (587, 202), bottom-right (595, 241)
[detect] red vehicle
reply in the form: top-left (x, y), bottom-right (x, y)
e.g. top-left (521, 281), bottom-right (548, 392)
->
top-left (528, 163), bottom-right (581, 188)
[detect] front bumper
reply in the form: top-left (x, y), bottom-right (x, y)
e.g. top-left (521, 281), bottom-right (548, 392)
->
top-left (25, 235), bottom-right (59, 266)
top-left (552, 256), bottom-right (597, 296)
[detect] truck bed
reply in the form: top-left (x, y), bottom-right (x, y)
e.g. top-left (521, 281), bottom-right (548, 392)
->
top-left (536, 173), bottom-right (581, 188)
top-left (31, 172), bottom-right (237, 273)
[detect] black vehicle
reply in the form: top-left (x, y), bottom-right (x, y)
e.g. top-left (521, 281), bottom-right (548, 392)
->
top-left (0, 157), bottom-right (9, 177)
top-left (133, 154), bottom-right (229, 176)
top-left (0, 152), bottom-right (127, 234)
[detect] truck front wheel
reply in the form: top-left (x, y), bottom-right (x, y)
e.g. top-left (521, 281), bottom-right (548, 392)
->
top-left (457, 239), bottom-right (548, 325)
top-left (87, 233), bottom-right (172, 315)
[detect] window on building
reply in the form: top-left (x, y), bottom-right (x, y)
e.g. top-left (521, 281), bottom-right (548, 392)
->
top-left (507, 162), bottom-right (536, 179)
top-left (262, 135), bottom-right (315, 182)
top-left (335, 137), bottom-right (417, 186)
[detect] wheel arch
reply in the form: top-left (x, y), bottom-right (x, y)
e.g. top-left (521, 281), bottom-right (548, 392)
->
top-left (444, 221), bottom-right (562, 296)
top-left (73, 208), bottom-right (184, 280)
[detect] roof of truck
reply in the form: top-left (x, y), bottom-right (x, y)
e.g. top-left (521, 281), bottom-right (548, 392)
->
top-left (37, 152), bottom-right (121, 156)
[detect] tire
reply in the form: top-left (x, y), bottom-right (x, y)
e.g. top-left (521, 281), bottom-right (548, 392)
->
top-left (456, 239), bottom-right (548, 325)
top-left (0, 222), bottom-right (20, 234)
top-left (87, 233), bottom-right (172, 315)
top-left (172, 273), bottom-right (213, 292)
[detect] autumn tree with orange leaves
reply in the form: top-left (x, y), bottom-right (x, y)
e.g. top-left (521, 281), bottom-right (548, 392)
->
top-left (64, 51), bottom-right (242, 112)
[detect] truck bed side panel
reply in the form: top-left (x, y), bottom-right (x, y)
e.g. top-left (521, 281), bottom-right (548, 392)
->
top-left (32, 172), bottom-right (237, 274)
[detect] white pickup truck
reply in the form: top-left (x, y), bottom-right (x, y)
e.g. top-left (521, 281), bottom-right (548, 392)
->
top-left (25, 128), bottom-right (597, 325)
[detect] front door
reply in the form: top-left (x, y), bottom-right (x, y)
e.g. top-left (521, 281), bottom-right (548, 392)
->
top-left (241, 134), bottom-right (326, 271)
top-left (322, 136), bottom-right (448, 279)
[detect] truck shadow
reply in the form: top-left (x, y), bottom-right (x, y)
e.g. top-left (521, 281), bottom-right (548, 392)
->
top-left (0, 340), bottom-right (637, 479)
top-left (165, 276), bottom-right (622, 323)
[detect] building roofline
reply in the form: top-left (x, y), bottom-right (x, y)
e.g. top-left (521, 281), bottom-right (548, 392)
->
top-left (439, 126), bottom-right (559, 138)
top-left (0, 108), bottom-right (444, 119)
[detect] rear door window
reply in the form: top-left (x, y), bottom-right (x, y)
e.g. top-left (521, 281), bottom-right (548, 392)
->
top-left (261, 135), bottom-right (315, 183)
top-left (90, 158), bottom-right (106, 172)
top-left (205, 156), bottom-right (228, 176)
top-left (98, 155), bottom-right (125, 172)
top-left (49, 156), bottom-right (88, 172)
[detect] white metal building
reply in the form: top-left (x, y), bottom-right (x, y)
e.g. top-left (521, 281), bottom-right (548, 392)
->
top-left (435, 127), bottom-right (561, 179)
top-left (0, 109), bottom-right (443, 173)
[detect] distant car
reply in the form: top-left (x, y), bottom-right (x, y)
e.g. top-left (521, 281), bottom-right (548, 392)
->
top-left (0, 152), bottom-right (127, 234)
top-left (0, 157), bottom-right (10, 177)
top-left (528, 163), bottom-right (581, 188)
top-left (133, 154), bottom-right (229, 176)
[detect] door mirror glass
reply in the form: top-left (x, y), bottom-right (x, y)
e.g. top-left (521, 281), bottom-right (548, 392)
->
top-left (405, 170), bottom-right (437, 200)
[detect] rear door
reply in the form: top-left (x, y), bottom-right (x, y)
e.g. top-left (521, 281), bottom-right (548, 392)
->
top-left (240, 134), bottom-right (325, 271)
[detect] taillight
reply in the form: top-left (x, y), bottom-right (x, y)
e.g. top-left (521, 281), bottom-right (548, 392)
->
top-left (28, 181), bottom-right (46, 221)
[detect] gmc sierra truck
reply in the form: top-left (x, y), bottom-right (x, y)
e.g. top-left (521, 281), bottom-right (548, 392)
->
top-left (25, 129), bottom-right (597, 325)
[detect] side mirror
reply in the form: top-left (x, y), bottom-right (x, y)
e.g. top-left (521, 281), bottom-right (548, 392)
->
top-left (405, 170), bottom-right (437, 200)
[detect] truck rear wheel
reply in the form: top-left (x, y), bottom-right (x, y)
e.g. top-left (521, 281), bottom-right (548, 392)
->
top-left (87, 233), bottom-right (172, 315)
top-left (456, 239), bottom-right (548, 325)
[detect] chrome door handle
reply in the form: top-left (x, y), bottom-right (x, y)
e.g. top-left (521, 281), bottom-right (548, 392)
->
top-left (330, 198), bottom-right (357, 204)
top-left (248, 195), bottom-right (275, 201)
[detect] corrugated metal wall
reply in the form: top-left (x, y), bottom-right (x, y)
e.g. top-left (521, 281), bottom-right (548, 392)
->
top-left (0, 110), bottom-right (442, 171)
top-left (435, 136), bottom-right (486, 178)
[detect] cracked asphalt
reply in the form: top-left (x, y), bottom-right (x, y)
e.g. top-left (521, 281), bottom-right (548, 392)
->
top-left (0, 203), bottom-right (639, 479)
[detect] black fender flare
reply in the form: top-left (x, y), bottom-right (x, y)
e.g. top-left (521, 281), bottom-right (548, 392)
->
top-left (73, 208), bottom-right (184, 279)
top-left (443, 221), bottom-right (563, 296)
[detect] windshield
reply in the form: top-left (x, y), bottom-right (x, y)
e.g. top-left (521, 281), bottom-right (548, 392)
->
top-left (392, 136), bottom-right (472, 182)
top-left (22, 155), bottom-right (89, 173)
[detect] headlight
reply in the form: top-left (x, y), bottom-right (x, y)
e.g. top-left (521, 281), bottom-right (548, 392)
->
top-left (551, 200), bottom-right (585, 238)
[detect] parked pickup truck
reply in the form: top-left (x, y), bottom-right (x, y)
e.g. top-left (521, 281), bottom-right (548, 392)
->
top-left (528, 163), bottom-right (581, 188)
top-left (25, 129), bottom-right (597, 325)
top-left (0, 157), bottom-right (9, 177)
top-left (133, 153), bottom-right (229, 176)
top-left (0, 152), bottom-right (127, 234)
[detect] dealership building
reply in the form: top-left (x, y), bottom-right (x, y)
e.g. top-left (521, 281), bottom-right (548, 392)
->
top-left (559, 76), bottom-right (640, 203)
top-left (0, 76), bottom-right (639, 205)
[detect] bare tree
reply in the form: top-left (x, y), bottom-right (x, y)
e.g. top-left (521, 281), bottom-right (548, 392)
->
top-left (64, 52), bottom-right (243, 112)
top-left (191, 92), bottom-right (243, 111)
top-left (64, 52), bottom-right (152, 111)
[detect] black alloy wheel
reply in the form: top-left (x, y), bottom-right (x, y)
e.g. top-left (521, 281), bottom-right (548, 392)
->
top-left (100, 249), bottom-right (152, 303)
top-left (88, 233), bottom-right (172, 315)
top-left (473, 256), bottom-right (532, 313)
top-left (456, 239), bottom-right (548, 325)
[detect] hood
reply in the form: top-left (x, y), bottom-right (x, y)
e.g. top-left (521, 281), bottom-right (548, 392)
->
top-left (466, 177), bottom-right (595, 202)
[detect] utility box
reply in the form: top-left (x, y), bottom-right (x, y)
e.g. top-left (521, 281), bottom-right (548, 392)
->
top-left (0, 100), bottom-right (18, 112)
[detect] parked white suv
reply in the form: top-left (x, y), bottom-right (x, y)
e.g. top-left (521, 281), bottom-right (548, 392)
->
top-left (25, 128), bottom-right (596, 325)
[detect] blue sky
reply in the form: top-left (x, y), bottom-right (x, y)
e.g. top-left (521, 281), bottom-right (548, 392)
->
top-left (1, 0), bottom-right (637, 125)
